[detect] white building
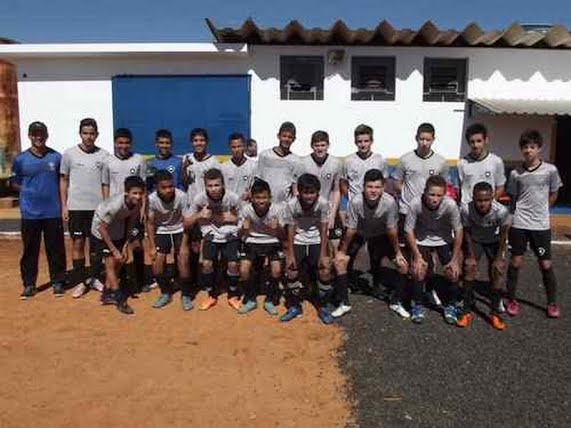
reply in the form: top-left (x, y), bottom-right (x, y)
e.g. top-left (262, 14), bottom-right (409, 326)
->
top-left (1, 19), bottom-right (570, 200)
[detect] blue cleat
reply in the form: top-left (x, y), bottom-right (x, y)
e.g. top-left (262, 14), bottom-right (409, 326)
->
top-left (443, 304), bottom-right (459, 325)
top-left (263, 300), bottom-right (278, 316)
top-left (410, 304), bottom-right (427, 324)
top-left (153, 293), bottom-right (172, 308)
top-left (238, 300), bottom-right (258, 314)
top-left (279, 305), bottom-right (303, 322)
top-left (318, 307), bottom-right (335, 325)
top-left (181, 295), bottom-right (193, 311)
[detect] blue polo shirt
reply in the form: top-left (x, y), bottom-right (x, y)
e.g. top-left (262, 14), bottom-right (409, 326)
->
top-left (11, 148), bottom-right (62, 219)
top-left (146, 154), bottom-right (183, 192)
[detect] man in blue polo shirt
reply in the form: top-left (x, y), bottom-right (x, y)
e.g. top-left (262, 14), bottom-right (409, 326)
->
top-left (11, 122), bottom-right (67, 299)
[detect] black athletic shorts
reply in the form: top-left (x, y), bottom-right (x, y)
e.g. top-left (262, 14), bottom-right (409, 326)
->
top-left (464, 240), bottom-right (500, 262)
top-left (189, 223), bottom-right (202, 242)
top-left (90, 235), bottom-right (126, 257)
top-left (405, 244), bottom-right (453, 276)
top-left (155, 232), bottom-right (183, 254)
top-left (202, 239), bottom-right (240, 262)
top-left (69, 210), bottom-right (95, 240)
top-left (367, 234), bottom-right (396, 265)
top-left (242, 242), bottom-right (283, 262)
top-left (509, 228), bottom-right (551, 260)
top-left (293, 243), bottom-right (321, 269)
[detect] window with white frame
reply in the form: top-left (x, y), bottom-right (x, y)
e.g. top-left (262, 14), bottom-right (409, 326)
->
top-left (423, 58), bottom-right (467, 102)
top-left (351, 56), bottom-right (396, 101)
top-left (280, 56), bottom-right (324, 100)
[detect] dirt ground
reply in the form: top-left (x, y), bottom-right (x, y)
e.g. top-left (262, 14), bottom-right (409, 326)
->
top-left (0, 239), bottom-right (351, 428)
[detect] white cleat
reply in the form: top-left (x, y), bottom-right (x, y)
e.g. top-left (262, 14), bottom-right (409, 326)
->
top-left (331, 304), bottom-right (352, 318)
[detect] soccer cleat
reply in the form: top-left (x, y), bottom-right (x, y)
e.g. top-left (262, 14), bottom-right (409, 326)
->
top-left (490, 313), bottom-right (507, 330)
top-left (20, 285), bottom-right (36, 300)
top-left (279, 305), bottom-right (303, 322)
top-left (181, 295), bottom-right (193, 311)
top-left (53, 282), bottom-right (65, 298)
top-left (152, 293), bottom-right (172, 309)
top-left (318, 308), bottom-right (335, 324)
top-left (227, 296), bottom-right (242, 311)
top-left (100, 289), bottom-right (117, 305)
top-left (410, 305), bottom-right (426, 324)
top-left (389, 302), bottom-right (410, 319)
top-left (199, 295), bottom-right (218, 311)
top-left (90, 279), bottom-right (105, 292)
top-left (456, 312), bottom-right (473, 328)
top-left (505, 299), bottom-right (520, 317)
top-left (238, 300), bottom-right (258, 314)
top-left (547, 304), bottom-right (560, 319)
top-left (443, 305), bottom-right (459, 324)
top-left (117, 300), bottom-right (135, 315)
top-left (71, 282), bottom-right (88, 299)
top-left (331, 304), bottom-right (352, 318)
top-left (263, 300), bottom-right (278, 316)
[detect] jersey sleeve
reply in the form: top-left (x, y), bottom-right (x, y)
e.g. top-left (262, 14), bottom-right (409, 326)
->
top-left (60, 151), bottom-right (71, 176)
top-left (101, 159), bottom-right (110, 185)
top-left (498, 204), bottom-right (512, 227)
top-left (346, 200), bottom-right (359, 229)
top-left (403, 204), bottom-right (418, 233)
top-left (449, 201), bottom-right (462, 230)
top-left (319, 199), bottom-right (330, 223)
top-left (506, 170), bottom-right (517, 196)
top-left (494, 157), bottom-right (506, 187)
top-left (460, 204), bottom-right (470, 227)
top-left (386, 199), bottom-right (399, 229)
top-left (10, 155), bottom-right (23, 186)
top-left (549, 166), bottom-right (563, 193)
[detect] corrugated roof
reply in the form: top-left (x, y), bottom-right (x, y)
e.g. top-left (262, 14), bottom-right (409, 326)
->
top-left (471, 97), bottom-right (571, 115)
top-left (206, 18), bottom-right (571, 49)
top-left (0, 37), bottom-right (18, 45)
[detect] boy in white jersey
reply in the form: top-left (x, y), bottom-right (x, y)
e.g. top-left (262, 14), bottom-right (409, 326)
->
top-left (60, 118), bottom-right (109, 298)
top-left (147, 170), bottom-right (193, 311)
top-left (341, 124), bottom-right (388, 294)
top-left (458, 182), bottom-right (511, 330)
top-left (238, 179), bottom-right (285, 316)
top-left (335, 169), bottom-right (409, 318)
top-left (221, 132), bottom-right (256, 202)
top-left (295, 130), bottom-right (342, 229)
top-left (505, 129), bottom-right (563, 319)
top-left (102, 128), bottom-right (147, 294)
top-left (92, 176), bottom-right (145, 315)
top-left (282, 174), bottom-right (334, 324)
top-left (255, 122), bottom-right (299, 203)
top-left (458, 123), bottom-right (506, 204)
top-left (393, 122), bottom-right (448, 224)
top-left (404, 175), bottom-right (463, 324)
top-left (185, 168), bottom-right (242, 311)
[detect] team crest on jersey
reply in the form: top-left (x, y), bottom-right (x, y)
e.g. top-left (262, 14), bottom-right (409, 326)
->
top-left (485, 171), bottom-right (491, 177)
top-left (48, 162), bottom-right (56, 171)
top-left (326, 173), bottom-right (332, 180)
top-left (95, 161), bottom-right (103, 170)
top-left (130, 167), bottom-right (137, 174)
top-left (243, 175), bottom-right (249, 181)
top-left (429, 169), bottom-right (435, 175)
top-left (167, 166), bottom-right (175, 173)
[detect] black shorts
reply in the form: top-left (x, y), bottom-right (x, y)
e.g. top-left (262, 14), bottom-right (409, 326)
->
top-left (293, 243), bottom-right (321, 269)
top-left (189, 223), bottom-right (202, 242)
top-left (367, 234), bottom-right (396, 264)
top-left (90, 235), bottom-right (126, 257)
top-left (242, 242), bottom-right (283, 262)
top-left (465, 240), bottom-right (500, 262)
top-left (405, 244), bottom-right (453, 275)
top-left (397, 213), bottom-right (406, 244)
top-left (129, 218), bottom-right (144, 242)
top-left (202, 239), bottom-right (240, 262)
top-left (155, 232), bottom-right (183, 254)
top-left (69, 210), bottom-right (95, 240)
top-left (509, 228), bottom-right (551, 260)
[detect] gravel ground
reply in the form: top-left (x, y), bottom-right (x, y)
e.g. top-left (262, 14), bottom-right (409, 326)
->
top-left (339, 247), bottom-right (571, 428)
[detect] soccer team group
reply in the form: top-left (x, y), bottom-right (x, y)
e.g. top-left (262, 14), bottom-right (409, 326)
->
top-left (12, 117), bottom-right (563, 328)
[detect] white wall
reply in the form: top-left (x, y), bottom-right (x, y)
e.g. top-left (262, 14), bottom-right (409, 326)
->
top-left (9, 46), bottom-right (571, 161)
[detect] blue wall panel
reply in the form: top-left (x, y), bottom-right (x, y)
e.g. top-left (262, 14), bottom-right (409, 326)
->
top-left (112, 75), bottom-right (250, 155)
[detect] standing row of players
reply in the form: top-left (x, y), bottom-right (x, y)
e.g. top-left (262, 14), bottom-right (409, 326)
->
top-left (12, 119), bottom-right (562, 327)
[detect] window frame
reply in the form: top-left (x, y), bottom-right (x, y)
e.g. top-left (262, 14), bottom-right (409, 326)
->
top-left (423, 58), bottom-right (468, 102)
top-left (351, 56), bottom-right (396, 101)
top-left (280, 55), bottom-right (324, 101)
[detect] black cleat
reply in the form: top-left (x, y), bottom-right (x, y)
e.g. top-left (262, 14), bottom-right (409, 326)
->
top-left (117, 300), bottom-right (135, 315)
top-left (53, 282), bottom-right (65, 298)
top-left (20, 285), bottom-right (36, 300)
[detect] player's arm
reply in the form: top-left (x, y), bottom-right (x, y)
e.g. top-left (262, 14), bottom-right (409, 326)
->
top-left (338, 227), bottom-right (357, 257)
top-left (59, 174), bottom-right (69, 221)
top-left (146, 210), bottom-right (157, 261)
top-left (387, 226), bottom-right (407, 268)
top-left (549, 190), bottom-right (559, 207)
top-left (98, 221), bottom-right (123, 262)
top-left (405, 209), bottom-right (426, 278)
top-left (494, 185), bottom-right (505, 200)
top-left (444, 226), bottom-right (464, 282)
top-left (180, 156), bottom-right (191, 190)
top-left (329, 177), bottom-right (341, 228)
top-left (10, 158), bottom-right (22, 192)
top-left (319, 220), bottom-right (329, 261)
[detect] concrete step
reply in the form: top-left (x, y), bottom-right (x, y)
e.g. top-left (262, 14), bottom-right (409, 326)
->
top-left (0, 197), bottom-right (18, 209)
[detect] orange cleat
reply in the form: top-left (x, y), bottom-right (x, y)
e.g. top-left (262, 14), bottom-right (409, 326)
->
top-left (456, 312), bottom-right (473, 328)
top-left (490, 313), bottom-right (507, 330)
top-left (227, 296), bottom-right (241, 311)
top-left (199, 295), bottom-right (218, 311)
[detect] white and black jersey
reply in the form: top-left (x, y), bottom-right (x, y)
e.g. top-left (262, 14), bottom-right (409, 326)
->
top-left (240, 203), bottom-right (284, 245)
top-left (221, 157), bottom-right (257, 198)
top-left (283, 197), bottom-right (330, 246)
top-left (457, 152), bottom-right (505, 204)
top-left (182, 153), bottom-right (220, 196)
top-left (461, 200), bottom-right (511, 244)
top-left (148, 189), bottom-right (189, 235)
top-left (343, 152), bottom-right (388, 201)
top-left (346, 193), bottom-right (399, 238)
top-left (91, 194), bottom-right (139, 241)
top-left (404, 196), bottom-right (462, 247)
top-left (296, 154), bottom-right (342, 202)
top-left (255, 148), bottom-right (300, 203)
top-left (103, 153), bottom-right (146, 197)
top-left (188, 191), bottom-right (241, 243)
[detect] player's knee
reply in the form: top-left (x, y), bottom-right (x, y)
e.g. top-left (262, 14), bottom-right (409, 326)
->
top-left (539, 259), bottom-right (552, 270)
top-left (191, 242), bottom-right (201, 253)
top-left (201, 259), bottom-right (213, 273)
top-left (510, 255), bottom-right (524, 269)
top-left (227, 261), bottom-right (239, 275)
top-left (270, 263), bottom-right (282, 279)
top-left (333, 255), bottom-right (349, 274)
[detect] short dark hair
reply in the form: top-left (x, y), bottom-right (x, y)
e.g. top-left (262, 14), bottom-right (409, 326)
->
top-left (354, 124), bottom-right (373, 139)
top-left (364, 168), bottom-right (384, 184)
top-left (28, 121), bottom-right (48, 134)
top-left (79, 118), bottom-right (98, 133)
top-left (424, 175), bottom-right (447, 192)
top-left (465, 123), bottom-right (488, 141)
top-left (228, 132), bottom-right (245, 144)
top-left (190, 128), bottom-right (209, 142)
top-left (204, 168), bottom-right (224, 183)
top-left (417, 122), bottom-right (435, 137)
top-left (114, 128), bottom-right (132, 141)
top-left (124, 175), bottom-right (145, 192)
top-left (473, 181), bottom-right (493, 195)
top-left (246, 138), bottom-right (257, 147)
top-left (251, 178), bottom-right (271, 196)
top-left (154, 170), bottom-right (173, 185)
top-left (311, 130), bottom-right (329, 145)
top-left (155, 129), bottom-right (172, 140)
top-left (278, 121), bottom-right (296, 136)
top-left (297, 173), bottom-right (321, 193)
top-left (519, 129), bottom-right (543, 148)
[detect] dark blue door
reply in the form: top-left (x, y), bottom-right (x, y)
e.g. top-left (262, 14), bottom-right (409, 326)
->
top-left (112, 75), bottom-right (250, 155)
